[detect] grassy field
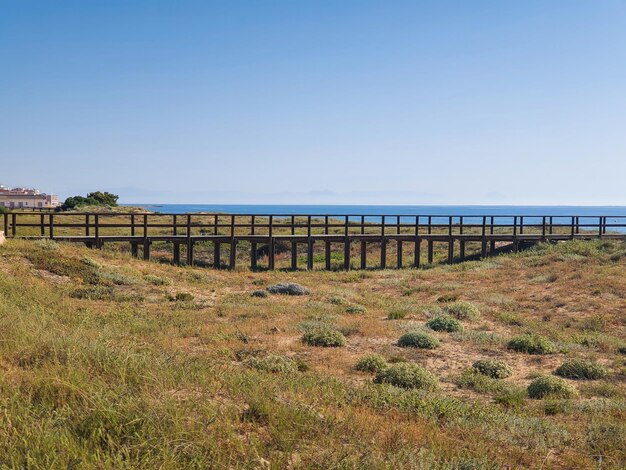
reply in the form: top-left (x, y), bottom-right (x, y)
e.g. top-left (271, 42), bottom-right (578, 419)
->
top-left (0, 237), bottom-right (625, 468)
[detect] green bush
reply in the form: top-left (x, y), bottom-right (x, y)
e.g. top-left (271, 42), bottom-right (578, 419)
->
top-left (245, 354), bottom-right (298, 373)
top-left (35, 239), bottom-right (59, 251)
top-left (62, 191), bottom-right (119, 210)
top-left (175, 292), bottom-right (194, 302)
top-left (301, 328), bottom-right (347, 347)
top-left (267, 283), bottom-right (309, 295)
top-left (472, 359), bottom-right (513, 379)
top-left (328, 295), bottom-right (346, 305)
top-left (144, 274), bottom-right (171, 286)
top-left (437, 294), bottom-right (459, 303)
top-left (346, 304), bottom-right (367, 314)
top-left (373, 363), bottom-right (438, 390)
top-left (81, 257), bottom-right (102, 269)
top-left (426, 314), bottom-right (463, 333)
top-left (387, 309), bottom-right (408, 320)
top-left (355, 354), bottom-right (388, 373)
top-left (507, 334), bottom-right (556, 355)
top-left (398, 331), bottom-right (440, 349)
top-left (527, 376), bottom-right (577, 399)
top-left (554, 359), bottom-right (609, 380)
top-left (442, 301), bottom-right (480, 320)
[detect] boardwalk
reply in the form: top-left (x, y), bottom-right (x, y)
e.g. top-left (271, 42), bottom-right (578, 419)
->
top-left (4, 212), bottom-right (625, 270)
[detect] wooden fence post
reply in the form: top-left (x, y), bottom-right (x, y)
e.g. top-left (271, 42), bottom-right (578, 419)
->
top-left (307, 216), bottom-right (314, 270)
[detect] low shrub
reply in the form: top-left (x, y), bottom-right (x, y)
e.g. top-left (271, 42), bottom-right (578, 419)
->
top-left (373, 363), bottom-right (438, 390)
top-left (175, 292), bottom-right (194, 302)
top-left (97, 270), bottom-right (138, 286)
top-left (442, 301), bottom-right (480, 320)
top-left (301, 328), bottom-right (346, 347)
top-left (527, 376), bottom-right (577, 399)
top-left (328, 295), bottom-right (346, 305)
top-left (472, 359), bottom-right (513, 379)
top-left (346, 304), bottom-right (367, 314)
top-left (387, 309), bottom-right (408, 320)
top-left (355, 354), bottom-right (388, 373)
top-left (426, 314), bottom-right (463, 333)
top-left (437, 294), bottom-right (458, 303)
top-left (144, 274), bottom-right (171, 286)
top-left (267, 283), bottom-right (309, 296)
top-left (494, 389), bottom-right (526, 409)
top-left (507, 334), bottom-right (556, 355)
top-left (245, 354), bottom-right (298, 373)
top-left (554, 359), bottom-right (609, 380)
top-left (81, 257), bottom-right (102, 269)
top-left (398, 331), bottom-right (440, 349)
top-left (35, 239), bottom-right (59, 251)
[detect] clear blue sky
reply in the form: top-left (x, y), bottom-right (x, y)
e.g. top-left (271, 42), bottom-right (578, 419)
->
top-left (1, 0), bottom-right (625, 205)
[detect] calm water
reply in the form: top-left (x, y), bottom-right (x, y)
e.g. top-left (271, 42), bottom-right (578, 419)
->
top-left (127, 204), bottom-right (626, 233)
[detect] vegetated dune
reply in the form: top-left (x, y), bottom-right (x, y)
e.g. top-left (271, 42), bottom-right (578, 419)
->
top-left (0, 238), bottom-right (624, 468)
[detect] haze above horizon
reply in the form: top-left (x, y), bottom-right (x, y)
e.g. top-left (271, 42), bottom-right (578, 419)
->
top-left (1, 1), bottom-right (625, 205)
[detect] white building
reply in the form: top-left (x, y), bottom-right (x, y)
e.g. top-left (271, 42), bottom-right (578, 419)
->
top-left (0, 185), bottom-right (60, 209)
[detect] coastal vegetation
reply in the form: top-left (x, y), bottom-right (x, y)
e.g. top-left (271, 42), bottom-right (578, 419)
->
top-left (0, 237), bottom-right (624, 468)
top-left (61, 191), bottom-right (120, 210)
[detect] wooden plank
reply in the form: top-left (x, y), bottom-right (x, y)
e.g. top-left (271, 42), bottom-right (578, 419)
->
top-left (187, 240), bottom-right (194, 265)
top-left (229, 239), bottom-right (237, 270)
top-left (414, 238), bottom-right (421, 268)
top-left (307, 239), bottom-right (314, 270)
top-left (397, 240), bottom-right (403, 268)
top-left (251, 243), bottom-right (257, 271)
top-left (380, 238), bottom-right (387, 269)
top-left (361, 241), bottom-right (367, 269)
top-left (598, 216), bottom-right (603, 238)
top-left (143, 240), bottom-right (150, 260)
top-left (325, 240), bottom-right (331, 270)
top-left (95, 214), bottom-right (100, 247)
top-left (291, 242), bottom-right (298, 270)
top-left (414, 216), bottom-right (421, 268)
top-left (481, 216), bottom-right (487, 257)
top-left (307, 216), bottom-right (314, 270)
top-left (173, 243), bottom-right (181, 264)
top-left (268, 215), bottom-right (275, 270)
top-left (490, 216), bottom-right (495, 253)
top-left (49, 214), bottom-right (54, 239)
top-left (344, 237), bottom-right (350, 270)
top-left (214, 242), bottom-right (221, 269)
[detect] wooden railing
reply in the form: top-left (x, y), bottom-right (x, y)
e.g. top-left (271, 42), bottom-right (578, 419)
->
top-left (3, 212), bottom-right (625, 270)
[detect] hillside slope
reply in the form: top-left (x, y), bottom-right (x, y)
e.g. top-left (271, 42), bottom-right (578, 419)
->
top-left (0, 239), bottom-right (625, 468)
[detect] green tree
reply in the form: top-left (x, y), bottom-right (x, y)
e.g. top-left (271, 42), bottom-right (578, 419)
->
top-left (86, 191), bottom-right (119, 207)
top-left (61, 191), bottom-right (119, 211)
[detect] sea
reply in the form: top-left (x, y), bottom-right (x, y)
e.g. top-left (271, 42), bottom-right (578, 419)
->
top-left (126, 204), bottom-right (626, 233)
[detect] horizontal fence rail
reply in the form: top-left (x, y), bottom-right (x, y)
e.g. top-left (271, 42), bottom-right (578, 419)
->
top-left (3, 212), bottom-right (625, 270)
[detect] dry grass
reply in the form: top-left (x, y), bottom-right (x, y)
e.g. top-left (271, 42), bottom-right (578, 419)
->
top-left (0, 238), bottom-right (625, 468)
